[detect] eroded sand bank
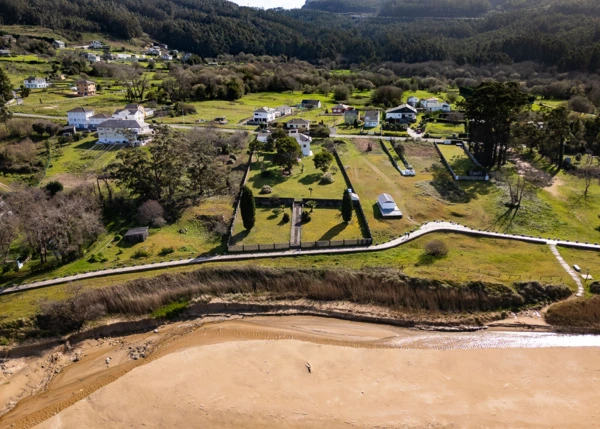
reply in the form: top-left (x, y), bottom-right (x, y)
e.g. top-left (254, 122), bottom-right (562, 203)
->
top-left (2, 317), bottom-right (600, 428)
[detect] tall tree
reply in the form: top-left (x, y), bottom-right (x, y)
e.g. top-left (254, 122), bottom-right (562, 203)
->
top-left (0, 67), bottom-right (13, 102)
top-left (341, 190), bottom-right (353, 223)
top-left (239, 185), bottom-right (256, 230)
top-left (313, 150), bottom-right (334, 173)
top-left (544, 107), bottom-right (572, 168)
top-left (274, 137), bottom-right (302, 174)
top-left (462, 82), bottom-right (528, 168)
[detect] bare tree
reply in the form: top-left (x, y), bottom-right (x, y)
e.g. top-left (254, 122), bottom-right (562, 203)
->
top-left (118, 66), bottom-right (150, 102)
top-left (574, 166), bottom-right (600, 201)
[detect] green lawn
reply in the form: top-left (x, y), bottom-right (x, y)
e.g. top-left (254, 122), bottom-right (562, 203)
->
top-left (558, 247), bottom-right (600, 295)
top-left (301, 208), bottom-right (363, 242)
top-left (437, 144), bottom-right (475, 176)
top-left (231, 207), bottom-right (292, 245)
top-left (426, 121), bottom-right (465, 138)
top-left (246, 146), bottom-right (346, 199)
top-left (0, 232), bottom-right (575, 323)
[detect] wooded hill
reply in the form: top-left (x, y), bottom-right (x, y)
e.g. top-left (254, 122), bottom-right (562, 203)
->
top-left (2, 0), bottom-right (600, 71)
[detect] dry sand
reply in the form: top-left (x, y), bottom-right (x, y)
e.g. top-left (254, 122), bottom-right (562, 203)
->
top-left (2, 316), bottom-right (600, 428)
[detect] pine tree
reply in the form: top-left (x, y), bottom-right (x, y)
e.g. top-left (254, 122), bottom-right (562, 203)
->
top-left (341, 190), bottom-right (353, 223)
top-left (240, 185), bottom-right (256, 230)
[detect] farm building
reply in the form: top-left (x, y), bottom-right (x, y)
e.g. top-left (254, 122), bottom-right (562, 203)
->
top-left (124, 227), bottom-right (149, 243)
top-left (377, 193), bottom-right (402, 218)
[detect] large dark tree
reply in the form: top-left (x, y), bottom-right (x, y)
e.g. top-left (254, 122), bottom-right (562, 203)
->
top-left (239, 185), bottom-right (256, 230)
top-left (0, 67), bottom-right (12, 102)
top-left (274, 137), bottom-right (302, 174)
top-left (341, 189), bottom-right (353, 223)
top-left (462, 82), bottom-right (528, 168)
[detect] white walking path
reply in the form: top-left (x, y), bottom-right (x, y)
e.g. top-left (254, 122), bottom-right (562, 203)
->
top-left (2, 221), bottom-right (597, 296)
top-left (548, 244), bottom-right (585, 297)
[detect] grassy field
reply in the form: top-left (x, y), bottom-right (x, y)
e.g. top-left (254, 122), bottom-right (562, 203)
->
top-left (426, 121), bottom-right (465, 138)
top-left (301, 207), bottom-right (363, 242)
top-left (246, 146), bottom-right (346, 199)
top-left (0, 232), bottom-right (575, 323)
top-left (231, 207), bottom-right (292, 245)
top-left (437, 144), bottom-right (475, 176)
top-left (558, 247), bottom-right (600, 294)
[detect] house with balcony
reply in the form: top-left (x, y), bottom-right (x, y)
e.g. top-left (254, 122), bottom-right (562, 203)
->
top-left (77, 80), bottom-right (96, 97)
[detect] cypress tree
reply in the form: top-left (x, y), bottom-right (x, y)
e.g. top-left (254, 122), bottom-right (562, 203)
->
top-left (341, 190), bottom-right (353, 223)
top-left (240, 185), bottom-right (256, 230)
top-left (0, 67), bottom-right (13, 102)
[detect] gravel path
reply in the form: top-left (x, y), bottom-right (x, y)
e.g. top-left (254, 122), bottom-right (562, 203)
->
top-left (549, 244), bottom-right (585, 297)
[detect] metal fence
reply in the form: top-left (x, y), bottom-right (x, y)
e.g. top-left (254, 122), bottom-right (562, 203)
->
top-left (228, 238), bottom-right (373, 253)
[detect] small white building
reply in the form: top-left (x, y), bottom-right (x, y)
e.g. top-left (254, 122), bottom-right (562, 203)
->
top-left (286, 118), bottom-right (310, 132)
top-left (364, 110), bottom-right (381, 128)
top-left (275, 105), bottom-right (292, 117)
top-left (52, 40), bottom-right (65, 49)
top-left (146, 47), bottom-right (161, 56)
top-left (257, 132), bottom-right (271, 143)
top-left (377, 193), bottom-right (402, 218)
top-left (288, 130), bottom-right (312, 157)
top-left (23, 76), bottom-right (49, 89)
top-left (407, 96), bottom-right (419, 106)
top-left (112, 107), bottom-right (145, 122)
top-left (89, 41), bottom-right (103, 49)
top-left (67, 107), bottom-right (95, 129)
top-left (385, 104), bottom-right (417, 122)
top-left (97, 119), bottom-right (151, 145)
top-left (253, 107), bottom-right (277, 123)
top-left (161, 53), bottom-right (173, 61)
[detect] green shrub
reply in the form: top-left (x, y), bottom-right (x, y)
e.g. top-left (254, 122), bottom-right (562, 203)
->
top-left (260, 185), bottom-right (273, 194)
top-left (159, 246), bottom-right (175, 256)
top-left (133, 249), bottom-right (151, 259)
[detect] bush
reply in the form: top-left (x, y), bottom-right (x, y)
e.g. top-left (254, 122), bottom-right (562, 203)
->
top-left (282, 212), bottom-right (290, 223)
top-left (260, 185), bottom-right (273, 194)
top-left (261, 169), bottom-right (273, 178)
top-left (226, 159), bottom-right (234, 165)
top-left (229, 153), bottom-right (237, 161)
top-left (301, 210), bottom-right (312, 223)
top-left (44, 180), bottom-right (64, 196)
top-left (575, 153), bottom-right (583, 162)
top-left (133, 249), bottom-right (151, 259)
top-left (159, 247), bottom-right (175, 256)
top-left (424, 240), bottom-right (449, 257)
top-left (590, 282), bottom-right (600, 294)
top-left (113, 235), bottom-right (122, 242)
top-left (320, 172), bottom-right (334, 184)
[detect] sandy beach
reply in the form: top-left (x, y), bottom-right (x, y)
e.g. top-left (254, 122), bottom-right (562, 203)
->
top-left (1, 317), bottom-right (599, 428)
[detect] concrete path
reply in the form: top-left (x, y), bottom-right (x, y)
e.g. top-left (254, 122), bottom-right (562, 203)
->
top-left (549, 244), bottom-right (584, 297)
top-left (290, 202), bottom-right (303, 247)
top-left (2, 221), bottom-right (599, 296)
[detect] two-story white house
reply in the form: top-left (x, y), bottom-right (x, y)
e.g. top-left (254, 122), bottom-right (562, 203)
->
top-left (422, 97), bottom-right (451, 112)
top-left (364, 110), bottom-right (381, 128)
top-left (97, 119), bottom-right (152, 145)
top-left (112, 106), bottom-right (145, 122)
top-left (385, 104), bottom-right (417, 123)
top-left (253, 107), bottom-right (277, 123)
top-left (23, 76), bottom-right (49, 89)
top-left (67, 107), bottom-right (95, 129)
top-left (288, 130), bottom-right (312, 157)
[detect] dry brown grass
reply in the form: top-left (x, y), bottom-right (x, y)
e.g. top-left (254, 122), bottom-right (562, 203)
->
top-left (31, 267), bottom-right (571, 337)
top-left (545, 296), bottom-right (600, 331)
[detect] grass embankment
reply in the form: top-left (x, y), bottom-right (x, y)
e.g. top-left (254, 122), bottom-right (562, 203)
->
top-left (27, 266), bottom-right (571, 339)
top-left (545, 296), bottom-right (600, 331)
top-left (0, 233), bottom-right (574, 324)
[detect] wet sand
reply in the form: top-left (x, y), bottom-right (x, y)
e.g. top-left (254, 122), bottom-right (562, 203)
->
top-left (2, 316), bottom-right (600, 428)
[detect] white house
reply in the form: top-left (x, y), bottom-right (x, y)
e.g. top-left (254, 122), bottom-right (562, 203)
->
top-left (288, 130), bottom-right (312, 157)
top-left (67, 107), bottom-right (95, 129)
top-left (407, 96), bottom-right (419, 106)
top-left (286, 118), bottom-right (310, 132)
top-left (23, 76), bottom-right (49, 89)
top-left (87, 54), bottom-right (101, 63)
top-left (422, 97), bottom-right (451, 112)
top-left (53, 40), bottom-right (65, 49)
top-left (146, 47), bottom-right (161, 56)
top-left (161, 53), bottom-right (173, 61)
top-left (97, 119), bottom-right (151, 145)
top-left (257, 132), bottom-right (271, 143)
top-left (89, 41), bottom-right (103, 49)
top-left (377, 193), bottom-right (402, 218)
top-left (275, 105), bottom-right (292, 117)
top-left (385, 104), bottom-right (417, 122)
top-left (253, 107), bottom-right (277, 123)
top-left (113, 107), bottom-right (145, 122)
top-left (364, 110), bottom-right (381, 128)
top-left (88, 113), bottom-right (112, 129)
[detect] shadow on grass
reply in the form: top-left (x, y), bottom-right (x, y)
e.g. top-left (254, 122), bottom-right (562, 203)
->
top-left (298, 173), bottom-right (322, 185)
top-left (318, 222), bottom-right (348, 241)
top-left (371, 202), bottom-right (384, 221)
top-left (416, 252), bottom-right (445, 266)
top-left (430, 164), bottom-right (492, 204)
top-left (229, 229), bottom-right (250, 245)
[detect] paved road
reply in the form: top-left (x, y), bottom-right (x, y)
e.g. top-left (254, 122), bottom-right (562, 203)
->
top-left (2, 221), bottom-right (598, 296)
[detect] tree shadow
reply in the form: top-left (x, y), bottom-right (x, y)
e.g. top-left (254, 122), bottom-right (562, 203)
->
top-left (298, 173), bottom-right (322, 185)
top-left (429, 164), bottom-right (492, 204)
top-left (318, 222), bottom-right (348, 241)
top-left (229, 229), bottom-right (249, 245)
top-left (416, 252), bottom-right (446, 266)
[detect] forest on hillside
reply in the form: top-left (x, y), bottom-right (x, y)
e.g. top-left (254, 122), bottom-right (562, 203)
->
top-left (2, 0), bottom-right (600, 72)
